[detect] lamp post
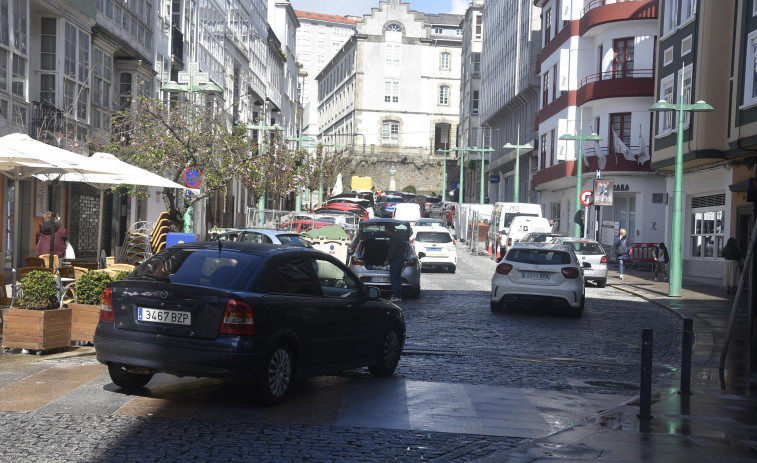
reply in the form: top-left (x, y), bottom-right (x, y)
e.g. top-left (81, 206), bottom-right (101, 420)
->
top-left (287, 136), bottom-right (315, 212)
top-left (559, 131), bottom-right (602, 238)
top-left (438, 148), bottom-right (454, 201)
top-left (474, 148), bottom-right (495, 204)
top-left (503, 127), bottom-right (533, 203)
top-left (649, 98), bottom-right (714, 297)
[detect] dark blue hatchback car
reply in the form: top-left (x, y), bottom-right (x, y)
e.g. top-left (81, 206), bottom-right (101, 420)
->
top-left (94, 242), bottom-right (405, 405)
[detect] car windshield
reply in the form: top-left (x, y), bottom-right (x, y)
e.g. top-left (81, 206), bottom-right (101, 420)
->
top-left (504, 212), bottom-right (539, 228)
top-left (277, 234), bottom-right (313, 248)
top-left (361, 223), bottom-right (410, 239)
top-left (506, 248), bottom-right (571, 265)
top-left (415, 232), bottom-right (452, 243)
top-left (522, 234), bottom-right (557, 243)
top-left (561, 242), bottom-right (604, 255)
top-left (131, 249), bottom-right (263, 289)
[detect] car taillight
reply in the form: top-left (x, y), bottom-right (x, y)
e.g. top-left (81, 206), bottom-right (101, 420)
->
top-left (404, 258), bottom-right (417, 267)
top-left (99, 287), bottom-right (114, 322)
top-left (507, 238), bottom-right (512, 247)
top-left (561, 267), bottom-right (581, 279)
top-left (600, 255), bottom-right (607, 263)
top-left (352, 256), bottom-right (364, 266)
top-left (495, 263), bottom-right (513, 275)
top-left (220, 298), bottom-right (255, 335)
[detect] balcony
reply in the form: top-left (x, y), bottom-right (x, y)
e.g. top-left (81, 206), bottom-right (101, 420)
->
top-left (577, 69), bottom-right (655, 105)
top-left (579, 0), bottom-right (658, 35)
top-left (30, 102), bottom-right (64, 141)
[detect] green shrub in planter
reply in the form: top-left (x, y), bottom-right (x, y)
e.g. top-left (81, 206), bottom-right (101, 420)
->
top-left (112, 270), bottom-right (130, 282)
top-left (75, 271), bottom-right (113, 305)
top-left (19, 270), bottom-right (59, 310)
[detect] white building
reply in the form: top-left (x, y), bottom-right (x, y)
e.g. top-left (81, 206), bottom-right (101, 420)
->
top-left (532, 0), bottom-right (662, 244)
top-left (294, 10), bottom-right (357, 141)
top-left (317, 0), bottom-right (463, 159)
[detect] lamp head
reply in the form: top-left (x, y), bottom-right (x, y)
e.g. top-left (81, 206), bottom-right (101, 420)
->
top-left (690, 100), bottom-right (714, 112)
top-left (649, 100), bottom-right (676, 112)
top-left (160, 81), bottom-right (184, 93)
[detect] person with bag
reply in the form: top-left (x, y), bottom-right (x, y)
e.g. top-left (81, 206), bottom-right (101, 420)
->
top-left (652, 242), bottom-right (669, 282)
top-left (36, 211), bottom-right (68, 260)
top-left (722, 237), bottom-right (742, 293)
top-left (613, 228), bottom-right (631, 280)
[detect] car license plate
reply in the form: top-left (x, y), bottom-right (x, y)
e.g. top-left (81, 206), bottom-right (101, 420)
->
top-left (583, 268), bottom-right (593, 274)
top-left (424, 252), bottom-right (446, 257)
top-left (522, 271), bottom-right (549, 280)
top-left (372, 277), bottom-right (390, 283)
top-left (138, 307), bottom-right (191, 325)
top-left (426, 247), bottom-right (441, 252)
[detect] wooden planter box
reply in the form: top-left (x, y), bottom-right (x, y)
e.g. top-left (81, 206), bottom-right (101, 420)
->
top-left (2, 307), bottom-right (72, 352)
top-left (69, 303), bottom-right (101, 343)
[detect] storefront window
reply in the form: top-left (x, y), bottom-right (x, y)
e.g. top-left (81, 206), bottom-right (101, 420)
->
top-left (690, 209), bottom-right (724, 258)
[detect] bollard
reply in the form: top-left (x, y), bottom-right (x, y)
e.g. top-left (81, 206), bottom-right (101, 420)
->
top-left (638, 328), bottom-right (654, 419)
top-left (679, 318), bottom-right (693, 395)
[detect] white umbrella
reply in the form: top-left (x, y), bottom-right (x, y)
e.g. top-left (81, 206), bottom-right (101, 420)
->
top-left (332, 173), bottom-right (343, 196)
top-left (0, 133), bottom-right (116, 269)
top-left (36, 152), bottom-right (191, 261)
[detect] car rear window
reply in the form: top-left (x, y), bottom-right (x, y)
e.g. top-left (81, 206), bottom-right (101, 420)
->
top-left (562, 242), bottom-right (604, 255)
top-left (415, 232), bottom-right (453, 243)
top-left (131, 249), bottom-right (263, 289)
top-left (506, 248), bottom-right (572, 265)
top-left (277, 234), bottom-right (312, 247)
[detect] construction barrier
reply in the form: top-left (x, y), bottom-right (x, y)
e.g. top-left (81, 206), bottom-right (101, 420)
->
top-left (627, 242), bottom-right (658, 270)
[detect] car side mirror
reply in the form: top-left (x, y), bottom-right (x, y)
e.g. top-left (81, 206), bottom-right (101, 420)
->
top-left (347, 249), bottom-right (355, 256)
top-left (367, 286), bottom-right (381, 300)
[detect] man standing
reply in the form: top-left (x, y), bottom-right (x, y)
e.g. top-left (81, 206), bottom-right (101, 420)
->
top-left (384, 224), bottom-right (405, 302)
top-left (652, 242), bottom-right (669, 282)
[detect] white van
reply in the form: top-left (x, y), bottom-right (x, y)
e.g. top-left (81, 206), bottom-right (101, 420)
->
top-left (503, 216), bottom-right (552, 254)
top-left (486, 202), bottom-right (543, 258)
top-left (392, 202), bottom-right (422, 225)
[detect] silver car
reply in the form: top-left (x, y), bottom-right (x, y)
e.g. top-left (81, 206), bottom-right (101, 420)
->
top-left (348, 219), bottom-right (421, 299)
top-left (211, 228), bottom-right (313, 248)
top-left (491, 243), bottom-right (585, 317)
top-left (550, 237), bottom-right (608, 288)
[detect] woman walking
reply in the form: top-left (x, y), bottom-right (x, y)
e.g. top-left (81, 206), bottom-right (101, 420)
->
top-left (614, 229), bottom-right (631, 280)
top-left (722, 237), bottom-right (742, 293)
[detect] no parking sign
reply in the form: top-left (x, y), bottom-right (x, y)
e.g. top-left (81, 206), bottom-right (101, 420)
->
top-left (580, 189), bottom-right (593, 206)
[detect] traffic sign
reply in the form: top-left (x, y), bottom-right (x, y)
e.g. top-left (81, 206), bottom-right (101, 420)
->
top-left (580, 189), bottom-right (593, 206)
top-left (183, 167), bottom-right (202, 188)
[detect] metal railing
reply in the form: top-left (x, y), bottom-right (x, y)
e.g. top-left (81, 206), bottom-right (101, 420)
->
top-left (578, 68), bottom-right (654, 88)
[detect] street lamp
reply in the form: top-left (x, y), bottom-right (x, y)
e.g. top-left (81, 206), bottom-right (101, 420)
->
top-left (438, 148), bottom-right (454, 201)
top-left (559, 131), bottom-right (602, 238)
top-left (503, 127), bottom-right (533, 203)
top-left (475, 148), bottom-right (495, 204)
top-left (248, 121), bottom-right (283, 224)
top-left (649, 98), bottom-right (714, 297)
top-left (160, 62), bottom-right (223, 110)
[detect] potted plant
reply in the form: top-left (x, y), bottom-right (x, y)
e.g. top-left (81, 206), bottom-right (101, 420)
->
top-left (69, 271), bottom-right (113, 344)
top-left (2, 270), bottom-right (71, 352)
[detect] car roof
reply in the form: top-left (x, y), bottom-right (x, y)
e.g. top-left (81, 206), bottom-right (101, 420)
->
top-left (413, 225), bottom-right (452, 233)
top-left (553, 237), bottom-right (600, 243)
top-left (361, 218), bottom-right (411, 227)
top-left (509, 242), bottom-right (570, 251)
top-left (173, 241), bottom-right (318, 255)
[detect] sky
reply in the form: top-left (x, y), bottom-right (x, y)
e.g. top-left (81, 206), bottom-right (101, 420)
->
top-left (288, 0), bottom-right (469, 16)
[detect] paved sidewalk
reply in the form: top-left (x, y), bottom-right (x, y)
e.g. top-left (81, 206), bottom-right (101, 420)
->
top-left (479, 266), bottom-right (757, 462)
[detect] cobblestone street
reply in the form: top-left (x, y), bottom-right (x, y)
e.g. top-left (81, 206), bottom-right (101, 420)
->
top-left (0, 249), bottom-right (683, 462)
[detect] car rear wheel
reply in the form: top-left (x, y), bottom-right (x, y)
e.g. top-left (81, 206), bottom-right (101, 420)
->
top-left (107, 363), bottom-right (154, 389)
top-left (369, 327), bottom-right (402, 376)
top-left (596, 279), bottom-right (607, 288)
top-left (257, 343), bottom-right (293, 405)
top-left (490, 299), bottom-right (504, 312)
top-left (448, 265), bottom-right (456, 274)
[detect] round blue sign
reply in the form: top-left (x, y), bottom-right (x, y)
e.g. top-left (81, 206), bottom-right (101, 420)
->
top-left (183, 167), bottom-right (202, 188)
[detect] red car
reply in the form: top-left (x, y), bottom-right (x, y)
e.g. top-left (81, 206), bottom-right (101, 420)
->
top-left (277, 220), bottom-right (334, 233)
top-left (314, 203), bottom-right (370, 220)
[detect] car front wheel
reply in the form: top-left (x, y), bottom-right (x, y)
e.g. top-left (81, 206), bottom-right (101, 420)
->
top-left (257, 343), bottom-right (294, 405)
top-left (369, 327), bottom-right (402, 376)
top-left (108, 363), bottom-right (154, 389)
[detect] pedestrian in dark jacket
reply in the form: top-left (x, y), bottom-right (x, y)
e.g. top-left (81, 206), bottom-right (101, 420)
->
top-left (652, 242), bottom-right (669, 282)
top-left (722, 237), bottom-right (742, 293)
top-left (36, 211), bottom-right (68, 259)
top-left (613, 228), bottom-right (631, 280)
top-left (383, 224), bottom-right (405, 302)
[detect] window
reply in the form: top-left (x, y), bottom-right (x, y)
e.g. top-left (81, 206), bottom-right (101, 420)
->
top-left (543, 8), bottom-right (552, 45)
top-left (610, 113), bottom-right (632, 157)
top-left (266, 257), bottom-right (319, 295)
top-left (11, 53), bottom-right (23, 97)
top-left (613, 38), bottom-right (634, 78)
top-left (471, 90), bottom-right (479, 115)
top-left (664, 46), bottom-right (674, 65)
top-left (313, 258), bottom-right (361, 299)
top-left (471, 53), bottom-right (480, 76)
top-left (540, 133), bottom-right (547, 169)
top-left (658, 75), bottom-right (674, 133)
top-left (440, 51), bottom-right (450, 70)
top-left (433, 27), bottom-right (443, 34)
top-left (385, 43), bottom-right (401, 69)
top-left (679, 64), bottom-right (692, 126)
top-left (552, 63), bottom-right (558, 99)
top-left (13, 0), bottom-right (26, 54)
top-left (63, 22), bottom-right (90, 121)
top-left (663, 0), bottom-right (678, 35)
top-left (690, 195), bottom-right (725, 259)
top-left (744, 31), bottom-right (757, 107)
top-left (384, 80), bottom-right (399, 103)
top-left (40, 18), bottom-right (55, 71)
top-left (681, 0), bottom-right (696, 23)
top-left (382, 120), bottom-right (399, 144)
top-left (474, 15), bottom-right (482, 39)
top-left (387, 24), bottom-right (401, 33)
top-left (549, 129), bottom-right (555, 166)
top-left (0, 50), bottom-right (7, 92)
top-left (542, 70), bottom-right (550, 107)
top-left (681, 35), bottom-right (692, 55)
top-left (438, 85), bottom-right (449, 105)
top-left (119, 72), bottom-right (132, 110)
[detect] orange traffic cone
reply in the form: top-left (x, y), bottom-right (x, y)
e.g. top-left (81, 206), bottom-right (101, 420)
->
top-left (496, 246), bottom-right (501, 261)
top-left (487, 241), bottom-right (493, 256)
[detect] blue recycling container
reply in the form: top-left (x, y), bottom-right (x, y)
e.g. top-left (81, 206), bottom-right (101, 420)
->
top-left (166, 233), bottom-right (199, 247)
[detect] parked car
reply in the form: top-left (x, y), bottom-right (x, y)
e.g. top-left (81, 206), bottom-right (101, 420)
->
top-left (490, 243), bottom-right (585, 317)
top-left (348, 218), bottom-right (421, 298)
top-left (550, 237), bottom-right (608, 288)
top-left (411, 225), bottom-right (456, 273)
top-left (392, 202), bottom-right (422, 225)
top-left (497, 216), bottom-right (552, 260)
top-left (314, 203), bottom-right (370, 221)
top-left (277, 220), bottom-right (336, 235)
top-left (415, 218), bottom-right (447, 228)
top-left (326, 197), bottom-right (374, 218)
top-left (426, 197), bottom-right (443, 218)
top-left (94, 243), bottom-right (406, 405)
top-left (520, 232), bottom-right (567, 243)
top-left (376, 195), bottom-right (405, 218)
top-left (211, 228), bottom-right (313, 248)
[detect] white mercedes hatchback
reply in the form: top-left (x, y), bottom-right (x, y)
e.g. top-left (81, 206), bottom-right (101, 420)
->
top-left (490, 243), bottom-right (585, 317)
